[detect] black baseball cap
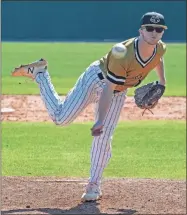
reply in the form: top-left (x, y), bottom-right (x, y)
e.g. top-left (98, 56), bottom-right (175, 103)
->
top-left (140, 12), bottom-right (168, 29)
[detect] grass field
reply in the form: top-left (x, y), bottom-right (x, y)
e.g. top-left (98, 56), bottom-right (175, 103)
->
top-left (2, 42), bottom-right (186, 96)
top-left (2, 42), bottom-right (186, 180)
top-left (2, 121), bottom-right (186, 179)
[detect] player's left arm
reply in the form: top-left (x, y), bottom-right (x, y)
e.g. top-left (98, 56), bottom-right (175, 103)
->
top-left (155, 57), bottom-right (166, 86)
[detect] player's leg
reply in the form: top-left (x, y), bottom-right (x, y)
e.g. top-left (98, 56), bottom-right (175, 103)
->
top-left (12, 59), bottom-right (102, 125)
top-left (35, 70), bottom-right (96, 125)
top-left (81, 91), bottom-right (127, 201)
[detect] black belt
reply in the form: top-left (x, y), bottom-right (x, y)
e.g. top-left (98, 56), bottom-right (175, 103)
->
top-left (98, 72), bottom-right (104, 80)
top-left (97, 72), bottom-right (120, 94)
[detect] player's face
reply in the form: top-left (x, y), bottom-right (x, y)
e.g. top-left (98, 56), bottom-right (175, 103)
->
top-left (139, 26), bottom-right (165, 45)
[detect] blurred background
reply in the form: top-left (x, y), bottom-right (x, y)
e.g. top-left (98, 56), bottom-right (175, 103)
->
top-left (2, 1), bottom-right (186, 42)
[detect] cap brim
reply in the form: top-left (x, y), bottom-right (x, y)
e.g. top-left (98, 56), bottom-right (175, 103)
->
top-left (141, 24), bottom-right (168, 30)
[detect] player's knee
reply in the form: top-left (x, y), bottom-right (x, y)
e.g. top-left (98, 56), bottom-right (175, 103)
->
top-left (52, 115), bottom-right (63, 126)
top-left (54, 117), bottom-right (70, 126)
top-left (54, 120), bottom-right (62, 126)
top-left (54, 119), bottom-right (64, 126)
top-left (53, 112), bottom-right (73, 126)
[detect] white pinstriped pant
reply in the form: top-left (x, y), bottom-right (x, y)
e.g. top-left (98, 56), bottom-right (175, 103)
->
top-left (35, 61), bottom-right (127, 184)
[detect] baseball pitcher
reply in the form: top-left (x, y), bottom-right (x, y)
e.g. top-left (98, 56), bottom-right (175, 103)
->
top-left (12, 12), bottom-right (167, 201)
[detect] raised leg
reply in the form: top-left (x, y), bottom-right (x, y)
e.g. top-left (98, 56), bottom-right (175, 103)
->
top-left (35, 67), bottom-right (100, 126)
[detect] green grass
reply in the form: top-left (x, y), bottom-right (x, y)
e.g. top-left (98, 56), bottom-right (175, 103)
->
top-left (2, 121), bottom-right (186, 179)
top-left (2, 42), bottom-right (186, 96)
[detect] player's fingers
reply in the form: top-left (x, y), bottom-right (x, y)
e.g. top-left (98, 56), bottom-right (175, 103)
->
top-left (91, 129), bottom-right (103, 136)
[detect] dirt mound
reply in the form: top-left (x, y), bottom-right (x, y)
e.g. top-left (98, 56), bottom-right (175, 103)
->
top-left (2, 177), bottom-right (186, 214)
top-left (1, 95), bottom-right (186, 122)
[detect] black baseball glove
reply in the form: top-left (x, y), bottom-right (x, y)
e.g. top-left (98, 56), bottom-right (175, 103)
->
top-left (134, 81), bottom-right (165, 115)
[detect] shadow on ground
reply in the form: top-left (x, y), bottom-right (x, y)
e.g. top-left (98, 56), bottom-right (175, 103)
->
top-left (2, 202), bottom-right (137, 214)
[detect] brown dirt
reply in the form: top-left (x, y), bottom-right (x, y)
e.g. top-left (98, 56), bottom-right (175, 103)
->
top-left (1, 95), bottom-right (186, 214)
top-left (2, 177), bottom-right (186, 214)
top-left (1, 95), bottom-right (186, 122)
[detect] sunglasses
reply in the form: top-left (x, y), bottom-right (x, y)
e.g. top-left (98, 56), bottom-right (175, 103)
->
top-left (144, 26), bottom-right (164, 33)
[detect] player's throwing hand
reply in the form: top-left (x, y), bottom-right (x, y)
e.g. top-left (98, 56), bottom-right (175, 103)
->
top-left (91, 121), bottom-right (103, 136)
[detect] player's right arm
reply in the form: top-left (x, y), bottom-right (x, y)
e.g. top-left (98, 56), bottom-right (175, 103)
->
top-left (91, 53), bottom-right (127, 136)
top-left (90, 80), bottom-right (116, 136)
top-left (97, 53), bottom-right (127, 122)
top-left (96, 79), bottom-right (116, 122)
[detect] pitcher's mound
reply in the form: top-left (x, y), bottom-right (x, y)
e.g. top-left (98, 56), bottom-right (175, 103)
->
top-left (2, 177), bottom-right (186, 214)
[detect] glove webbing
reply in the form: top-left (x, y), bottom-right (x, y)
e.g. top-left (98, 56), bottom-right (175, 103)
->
top-left (141, 88), bottom-right (156, 116)
top-left (142, 108), bottom-right (154, 116)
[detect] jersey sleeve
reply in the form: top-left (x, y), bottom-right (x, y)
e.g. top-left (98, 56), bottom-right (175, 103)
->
top-left (162, 43), bottom-right (167, 56)
top-left (107, 54), bottom-right (127, 85)
top-left (158, 41), bottom-right (167, 57)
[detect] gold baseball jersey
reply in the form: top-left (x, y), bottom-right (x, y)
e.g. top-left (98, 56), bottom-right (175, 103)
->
top-left (99, 37), bottom-right (166, 92)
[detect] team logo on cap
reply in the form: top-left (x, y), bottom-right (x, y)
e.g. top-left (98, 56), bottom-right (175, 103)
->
top-left (150, 15), bottom-right (160, 24)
